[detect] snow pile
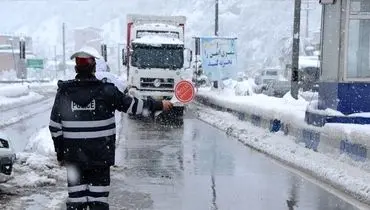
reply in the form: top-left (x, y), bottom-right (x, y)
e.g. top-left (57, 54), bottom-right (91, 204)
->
top-left (299, 55), bottom-right (320, 69)
top-left (25, 126), bottom-right (55, 156)
top-left (0, 70), bottom-right (17, 81)
top-left (323, 123), bottom-right (370, 148)
top-left (195, 105), bottom-right (370, 205)
top-left (27, 80), bottom-right (58, 95)
top-left (216, 78), bottom-right (257, 97)
top-left (0, 91), bottom-right (44, 111)
top-left (14, 192), bottom-right (67, 210)
top-left (0, 84), bottom-right (29, 98)
top-left (9, 171), bottom-right (56, 188)
top-left (5, 127), bottom-right (65, 188)
top-left (234, 79), bottom-right (257, 96)
top-left (198, 88), bottom-right (370, 168)
top-left (198, 87), bottom-right (309, 124)
top-left (8, 151), bottom-right (65, 188)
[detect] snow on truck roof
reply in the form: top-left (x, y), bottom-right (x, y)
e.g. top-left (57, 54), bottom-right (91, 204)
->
top-left (132, 35), bottom-right (183, 46)
top-left (135, 23), bottom-right (181, 30)
top-left (127, 14), bottom-right (186, 25)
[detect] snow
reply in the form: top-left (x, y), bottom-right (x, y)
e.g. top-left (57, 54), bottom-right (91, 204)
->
top-left (195, 104), bottom-right (370, 205)
top-left (71, 46), bottom-right (102, 60)
top-left (127, 14), bottom-right (186, 25)
top-left (198, 87), bottom-right (309, 124)
top-left (137, 23), bottom-right (181, 30)
top-left (349, 112), bottom-right (370, 117)
top-left (0, 1), bottom-right (322, 70)
top-left (95, 71), bottom-right (126, 93)
top-left (299, 56), bottom-right (320, 69)
top-left (132, 35), bottom-right (184, 46)
top-left (197, 86), bottom-right (370, 172)
top-left (0, 81), bottom-right (57, 111)
top-left (0, 92), bottom-right (44, 111)
top-left (0, 84), bottom-right (29, 98)
top-left (306, 101), bottom-right (345, 117)
top-left (24, 127), bottom-right (54, 157)
top-left (9, 171), bottom-right (56, 188)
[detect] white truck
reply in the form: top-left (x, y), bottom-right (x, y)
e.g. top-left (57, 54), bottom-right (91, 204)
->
top-left (122, 14), bottom-right (192, 117)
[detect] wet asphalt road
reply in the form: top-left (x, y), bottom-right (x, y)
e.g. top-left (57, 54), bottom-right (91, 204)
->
top-left (108, 115), bottom-right (362, 210)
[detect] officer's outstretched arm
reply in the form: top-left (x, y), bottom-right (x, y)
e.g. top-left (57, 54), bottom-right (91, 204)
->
top-left (112, 86), bottom-right (163, 114)
top-left (49, 91), bottom-right (64, 161)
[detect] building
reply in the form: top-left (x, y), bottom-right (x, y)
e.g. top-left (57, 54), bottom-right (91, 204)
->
top-left (74, 27), bottom-right (103, 52)
top-left (306, 0), bottom-right (370, 126)
top-left (0, 35), bottom-right (33, 72)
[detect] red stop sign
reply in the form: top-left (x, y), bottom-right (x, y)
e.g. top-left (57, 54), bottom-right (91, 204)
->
top-left (174, 80), bottom-right (195, 104)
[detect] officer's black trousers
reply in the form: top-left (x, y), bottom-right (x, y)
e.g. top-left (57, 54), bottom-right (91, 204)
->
top-left (66, 165), bottom-right (110, 210)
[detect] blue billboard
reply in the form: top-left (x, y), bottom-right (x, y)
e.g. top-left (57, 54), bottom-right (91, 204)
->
top-left (200, 37), bottom-right (238, 81)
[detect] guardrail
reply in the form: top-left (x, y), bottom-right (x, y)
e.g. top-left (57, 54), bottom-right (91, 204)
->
top-left (196, 94), bottom-right (369, 163)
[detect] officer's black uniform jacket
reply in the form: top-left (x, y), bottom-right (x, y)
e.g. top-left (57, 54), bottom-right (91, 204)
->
top-left (48, 76), bottom-right (162, 167)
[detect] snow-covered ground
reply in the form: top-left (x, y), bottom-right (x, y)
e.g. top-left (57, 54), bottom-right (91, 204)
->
top-left (0, 126), bottom-right (67, 209)
top-left (193, 103), bottom-right (370, 206)
top-left (199, 83), bottom-right (309, 123)
top-left (198, 82), bottom-right (370, 147)
top-left (0, 81), bottom-right (57, 112)
top-left (0, 110), bottom-right (125, 209)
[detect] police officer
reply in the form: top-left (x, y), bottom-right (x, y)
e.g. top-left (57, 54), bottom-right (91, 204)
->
top-left (48, 47), bottom-right (173, 210)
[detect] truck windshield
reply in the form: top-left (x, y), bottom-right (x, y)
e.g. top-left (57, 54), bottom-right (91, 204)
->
top-left (137, 30), bottom-right (180, 39)
top-left (131, 45), bottom-right (184, 69)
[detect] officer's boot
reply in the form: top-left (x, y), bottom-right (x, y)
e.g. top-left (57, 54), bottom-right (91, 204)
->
top-left (88, 202), bottom-right (109, 210)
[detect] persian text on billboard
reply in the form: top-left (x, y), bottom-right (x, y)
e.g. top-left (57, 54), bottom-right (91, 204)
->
top-left (200, 37), bottom-right (237, 81)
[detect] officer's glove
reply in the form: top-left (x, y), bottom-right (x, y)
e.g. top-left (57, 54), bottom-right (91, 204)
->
top-left (162, 100), bottom-right (173, 111)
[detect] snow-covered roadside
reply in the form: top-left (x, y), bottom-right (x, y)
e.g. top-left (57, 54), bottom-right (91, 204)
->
top-left (27, 80), bottom-right (58, 95)
top-left (194, 104), bottom-right (370, 206)
top-left (198, 87), bottom-right (309, 124)
top-left (0, 110), bottom-right (126, 209)
top-left (0, 126), bottom-right (67, 209)
top-left (0, 92), bottom-right (44, 111)
top-left (198, 87), bottom-right (370, 167)
top-left (0, 84), bottom-right (30, 98)
top-left (0, 83), bottom-right (52, 112)
top-left (0, 98), bottom-right (54, 128)
top-left (10, 126), bottom-right (66, 187)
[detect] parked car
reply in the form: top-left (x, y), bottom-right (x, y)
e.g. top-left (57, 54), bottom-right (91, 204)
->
top-left (0, 132), bottom-right (16, 175)
top-left (255, 68), bottom-right (280, 86)
top-left (255, 68), bottom-right (291, 97)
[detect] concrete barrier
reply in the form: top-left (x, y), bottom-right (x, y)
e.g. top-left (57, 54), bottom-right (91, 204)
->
top-left (196, 94), bottom-right (370, 164)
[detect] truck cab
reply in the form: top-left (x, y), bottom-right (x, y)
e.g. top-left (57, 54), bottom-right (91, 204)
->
top-left (123, 14), bottom-right (191, 116)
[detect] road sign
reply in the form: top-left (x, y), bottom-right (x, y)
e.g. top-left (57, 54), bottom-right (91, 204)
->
top-left (26, 59), bottom-right (44, 69)
top-left (174, 80), bottom-right (195, 104)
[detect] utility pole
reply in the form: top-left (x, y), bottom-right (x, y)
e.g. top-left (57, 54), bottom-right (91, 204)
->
top-left (215, 0), bottom-right (219, 36)
top-left (302, 0), bottom-right (314, 38)
top-left (213, 0), bottom-right (219, 89)
top-left (117, 44), bottom-right (120, 75)
top-left (291, 0), bottom-right (301, 100)
top-left (62, 22), bottom-right (66, 76)
top-left (54, 45), bottom-right (57, 79)
top-left (8, 38), bottom-right (17, 77)
top-left (305, 1), bottom-right (309, 38)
